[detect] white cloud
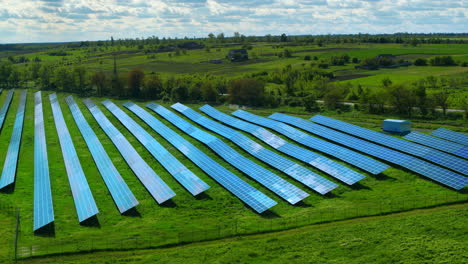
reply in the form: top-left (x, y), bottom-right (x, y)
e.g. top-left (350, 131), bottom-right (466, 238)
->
top-left (0, 0), bottom-right (466, 43)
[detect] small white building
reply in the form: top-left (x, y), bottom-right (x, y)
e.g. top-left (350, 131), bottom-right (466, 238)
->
top-left (383, 119), bottom-right (411, 133)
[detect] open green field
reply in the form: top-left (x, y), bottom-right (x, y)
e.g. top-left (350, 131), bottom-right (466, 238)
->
top-left (17, 204), bottom-right (468, 264)
top-left (5, 42), bottom-right (468, 80)
top-left (0, 88), bottom-right (467, 263)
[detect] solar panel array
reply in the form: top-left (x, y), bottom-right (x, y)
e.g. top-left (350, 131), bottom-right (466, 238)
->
top-left (148, 103), bottom-right (309, 204)
top-left (66, 96), bottom-right (139, 213)
top-left (121, 101), bottom-right (277, 213)
top-left (172, 103), bottom-right (338, 195)
top-left (404, 131), bottom-right (468, 159)
top-left (269, 113), bottom-right (468, 190)
top-left (0, 89), bottom-right (14, 133)
top-left (0, 90), bottom-right (27, 189)
top-left (49, 93), bottom-right (99, 222)
top-left (233, 110), bottom-right (389, 175)
top-left (200, 106), bottom-right (364, 185)
top-left (432, 128), bottom-right (468, 146)
top-left (33, 91), bottom-right (54, 231)
top-left (83, 99), bottom-right (177, 203)
top-left (310, 115), bottom-right (468, 175)
top-left (102, 100), bottom-right (208, 197)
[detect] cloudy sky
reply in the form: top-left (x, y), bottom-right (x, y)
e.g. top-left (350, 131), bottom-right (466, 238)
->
top-left (0, 0), bottom-right (467, 43)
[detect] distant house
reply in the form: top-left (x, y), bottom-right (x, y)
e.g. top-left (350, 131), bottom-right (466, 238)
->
top-left (228, 49), bottom-right (248, 62)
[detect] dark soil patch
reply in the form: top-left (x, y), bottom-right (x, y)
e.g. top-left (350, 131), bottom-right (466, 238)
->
top-left (332, 74), bottom-right (371, 81)
top-left (260, 48), bottom-right (356, 56)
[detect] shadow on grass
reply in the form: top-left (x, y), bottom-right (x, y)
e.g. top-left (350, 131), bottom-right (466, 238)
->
top-left (160, 199), bottom-right (177, 208)
top-left (324, 192), bottom-right (341, 199)
top-left (194, 192), bottom-right (213, 200)
top-left (34, 222), bottom-right (55, 238)
top-left (293, 201), bottom-right (312, 208)
top-left (80, 215), bottom-right (101, 228)
top-left (0, 182), bottom-right (15, 194)
top-left (260, 210), bottom-right (281, 219)
top-left (374, 173), bottom-right (396, 181)
top-left (122, 207), bottom-right (141, 217)
top-left (349, 183), bottom-right (372, 191)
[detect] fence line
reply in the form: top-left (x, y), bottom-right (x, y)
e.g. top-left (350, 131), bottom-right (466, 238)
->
top-left (12, 192), bottom-right (468, 260)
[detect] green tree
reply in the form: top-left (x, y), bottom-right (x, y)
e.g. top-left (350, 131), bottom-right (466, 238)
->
top-left (414, 58), bottom-right (427, 66)
top-left (431, 87), bottom-right (450, 116)
top-left (74, 66), bottom-right (88, 96)
top-left (201, 81), bottom-right (218, 102)
top-left (228, 79), bottom-right (265, 106)
top-left (303, 94), bottom-right (319, 112)
top-left (143, 74), bottom-right (163, 99)
top-left (91, 71), bottom-right (107, 97)
top-left (128, 68), bottom-right (145, 98)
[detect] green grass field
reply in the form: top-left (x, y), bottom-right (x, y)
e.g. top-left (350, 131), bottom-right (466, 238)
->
top-left (0, 88), bottom-right (467, 263)
top-left (17, 204), bottom-right (468, 264)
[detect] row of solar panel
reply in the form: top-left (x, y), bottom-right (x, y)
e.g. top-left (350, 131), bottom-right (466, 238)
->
top-left (0, 89), bottom-right (14, 133)
top-left (432, 128), bottom-right (468, 146)
top-left (200, 105), bottom-right (366, 185)
top-left (123, 102), bottom-right (277, 213)
top-left (271, 114), bottom-right (468, 190)
top-left (149, 103), bottom-right (309, 204)
top-left (171, 103), bottom-right (338, 195)
top-left (233, 110), bottom-right (389, 175)
top-left (66, 96), bottom-right (139, 214)
top-left (0, 90), bottom-right (27, 189)
top-left (404, 131), bottom-right (468, 159)
top-left (310, 115), bottom-right (468, 175)
top-left (1, 90), bottom-right (465, 231)
top-left (33, 92), bottom-right (54, 231)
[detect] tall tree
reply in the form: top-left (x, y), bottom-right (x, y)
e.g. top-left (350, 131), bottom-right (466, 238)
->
top-left (128, 69), bottom-right (145, 98)
top-left (143, 73), bottom-right (163, 99)
top-left (91, 71), bottom-right (107, 96)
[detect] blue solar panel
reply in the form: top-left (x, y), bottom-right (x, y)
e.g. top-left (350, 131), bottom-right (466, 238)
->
top-left (310, 115), bottom-right (468, 176)
top-left (147, 103), bottom-right (310, 204)
top-left (269, 113), bottom-right (468, 190)
top-left (49, 93), bottom-right (99, 222)
top-left (200, 105), bottom-right (364, 185)
top-left (172, 103), bottom-right (338, 195)
top-left (33, 91), bottom-right (54, 231)
top-left (0, 89), bottom-right (14, 133)
top-left (66, 96), bottom-right (139, 213)
top-left (0, 89), bottom-right (2, 94)
top-left (120, 101), bottom-right (277, 213)
top-left (101, 100), bottom-right (208, 198)
top-left (0, 90), bottom-right (27, 189)
top-left (232, 110), bottom-right (389, 175)
top-left (404, 131), bottom-right (468, 159)
top-left (432, 128), bottom-right (468, 146)
top-left (83, 99), bottom-right (177, 203)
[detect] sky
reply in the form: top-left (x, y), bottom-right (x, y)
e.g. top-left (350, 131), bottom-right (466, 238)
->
top-left (0, 0), bottom-right (467, 43)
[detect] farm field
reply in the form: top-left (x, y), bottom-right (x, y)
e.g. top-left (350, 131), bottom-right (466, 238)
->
top-left (3, 43), bottom-right (468, 89)
top-left (0, 88), bottom-right (466, 263)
